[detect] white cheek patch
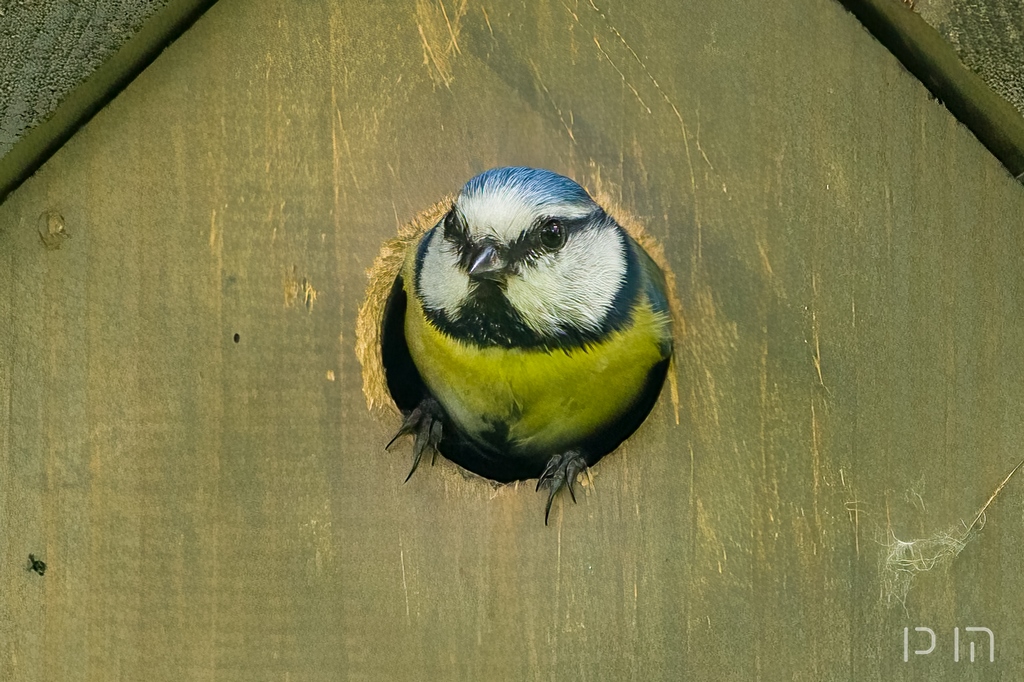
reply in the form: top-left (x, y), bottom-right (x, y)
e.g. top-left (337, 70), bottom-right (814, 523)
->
top-left (503, 227), bottom-right (626, 335)
top-left (418, 229), bottom-right (471, 317)
top-left (458, 187), bottom-right (594, 242)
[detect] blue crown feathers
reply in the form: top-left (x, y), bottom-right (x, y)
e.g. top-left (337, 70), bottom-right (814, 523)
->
top-left (460, 167), bottom-right (594, 209)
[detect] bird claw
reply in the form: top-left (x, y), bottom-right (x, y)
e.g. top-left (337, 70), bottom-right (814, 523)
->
top-left (536, 450), bottom-right (588, 525)
top-left (386, 397), bottom-right (444, 482)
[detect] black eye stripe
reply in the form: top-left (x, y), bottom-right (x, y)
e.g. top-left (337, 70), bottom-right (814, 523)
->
top-left (531, 214), bottom-right (590, 233)
top-left (441, 208), bottom-right (606, 267)
top-left (442, 210), bottom-right (473, 264)
top-left (504, 214), bottom-right (598, 264)
top-left (443, 210), bottom-right (470, 241)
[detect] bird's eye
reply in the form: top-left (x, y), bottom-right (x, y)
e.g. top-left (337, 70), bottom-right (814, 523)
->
top-left (539, 220), bottom-right (565, 250)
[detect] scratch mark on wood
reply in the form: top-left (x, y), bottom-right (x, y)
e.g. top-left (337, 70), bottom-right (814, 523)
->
top-left (682, 282), bottom-right (735, 446)
top-left (844, 499), bottom-right (865, 557)
top-left (415, 0), bottom-right (467, 88)
top-left (418, 24), bottom-right (451, 89)
top-left (399, 537), bottom-right (411, 621)
top-left (391, 201), bottom-right (402, 230)
top-left (480, 5), bottom-right (493, 36)
top-left (757, 237), bottom-right (774, 281)
top-left (332, 106), bottom-right (360, 191)
top-left (966, 457), bottom-right (1024, 534)
top-left (696, 497), bottom-right (728, 574)
top-left (586, 0), bottom-right (702, 229)
top-left (208, 208), bottom-right (218, 253)
top-left (437, 0), bottom-right (462, 55)
top-left (695, 104), bottom-right (714, 170)
top-left (303, 281), bottom-right (318, 310)
top-left (809, 397), bottom-right (827, 550)
top-left (529, 59), bottom-right (576, 143)
top-left (810, 273), bottom-right (829, 393)
top-left (592, 36), bottom-right (651, 114)
top-left (688, 441), bottom-right (695, 497)
top-left (810, 401), bottom-right (821, 497)
top-left (561, 1), bottom-right (580, 23)
top-left (284, 266), bottom-right (318, 312)
top-left (556, 517), bottom-right (562, 576)
top-left (812, 311), bottom-right (825, 389)
top-left (668, 358), bottom-right (681, 426)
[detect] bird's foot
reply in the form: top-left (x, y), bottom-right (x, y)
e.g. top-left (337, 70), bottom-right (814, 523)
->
top-left (536, 450), bottom-right (589, 525)
top-left (386, 397), bottom-right (444, 482)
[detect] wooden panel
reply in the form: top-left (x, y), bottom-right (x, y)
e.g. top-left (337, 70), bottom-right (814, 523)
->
top-left (2, 0), bottom-right (1023, 679)
top-left (0, 0), bottom-right (218, 203)
top-left (837, 0), bottom-right (1024, 177)
top-left (918, 0), bottom-right (1024, 116)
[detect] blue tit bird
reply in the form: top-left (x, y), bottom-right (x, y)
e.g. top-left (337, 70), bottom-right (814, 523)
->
top-left (383, 167), bottom-right (673, 523)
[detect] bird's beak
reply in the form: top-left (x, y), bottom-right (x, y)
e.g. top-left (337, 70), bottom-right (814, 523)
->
top-left (467, 243), bottom-right (508, 281)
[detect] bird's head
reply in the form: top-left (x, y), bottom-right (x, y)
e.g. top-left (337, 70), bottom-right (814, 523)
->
top-left (415, 167), bottom-right (633, 348)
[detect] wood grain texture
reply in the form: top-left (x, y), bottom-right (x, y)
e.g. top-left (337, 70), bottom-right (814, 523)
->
top-left (837, 0), bottom-right (1024, 178)
top-left (0, 0), bottom-right (170, 158)
top-left (917, 0), bottom-right (1024, 116)
top-left (0, 0), bottom-right (218, 204)
top-left (2, 0), bottom-right (1024, 679)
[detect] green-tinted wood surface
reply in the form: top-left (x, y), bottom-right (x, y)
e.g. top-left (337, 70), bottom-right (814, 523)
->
top-left (918, 0), bottom-right (1024, 117)
top-left (2, 0), bottom-right (1024, 679)
top-left (0, 0), bottom-right (219, 204)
